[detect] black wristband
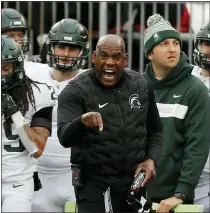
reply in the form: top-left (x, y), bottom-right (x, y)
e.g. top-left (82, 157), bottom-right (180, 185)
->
top-left (174, 192), bottom-right (186, 202)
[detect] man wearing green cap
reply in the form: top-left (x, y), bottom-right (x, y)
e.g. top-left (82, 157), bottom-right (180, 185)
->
top-left (144, 14), bottom-right (210, 213)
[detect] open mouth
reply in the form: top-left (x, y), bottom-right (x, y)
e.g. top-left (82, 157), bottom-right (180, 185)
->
top-left (168, 56), bottom-right (176, 59)
top-left (59, 59), bottom-right (72, 65)
top-left (103, 70), bottom-right (115, 79)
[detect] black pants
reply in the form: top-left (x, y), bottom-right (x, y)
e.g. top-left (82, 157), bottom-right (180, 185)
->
top-left (75, 179), bottom-right (137, 213)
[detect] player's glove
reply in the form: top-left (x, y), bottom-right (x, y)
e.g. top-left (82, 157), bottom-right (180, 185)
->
top-left (1, 93), bottom-right (19, 118)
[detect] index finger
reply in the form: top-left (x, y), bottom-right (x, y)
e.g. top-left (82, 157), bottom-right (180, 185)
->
top-left (135, 166), bottom-right (143, 177)
top-left (96, 113), bottom-right (103, 131)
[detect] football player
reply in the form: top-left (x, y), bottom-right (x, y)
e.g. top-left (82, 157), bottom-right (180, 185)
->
top-left (1, 35), bottom-right (56, 212)
top-left (29, 19), bottom-right (90, 212)
top-left (1, 8), bottom-right (47, 70)
top-left (192, 22), bottom-right (210, 95)
top-left (2, 8), bottom-right (30, 58)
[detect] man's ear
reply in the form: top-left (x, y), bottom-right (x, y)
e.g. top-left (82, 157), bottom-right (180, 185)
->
top-left (123, 53), bottom-right (128, 67)
top-left (148, 52), bottom-right (153, 61)
top-left (92, 51), bottom-right (96, 64)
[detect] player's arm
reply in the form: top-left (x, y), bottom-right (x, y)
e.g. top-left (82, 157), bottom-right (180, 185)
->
top-left (25, 106), bottom-right (53, 158)
top-left (2, 93), bottom-right (53, 158)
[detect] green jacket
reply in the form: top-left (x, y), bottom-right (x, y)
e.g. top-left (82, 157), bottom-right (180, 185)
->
top-left (144, 52), bottom-right (210, 201)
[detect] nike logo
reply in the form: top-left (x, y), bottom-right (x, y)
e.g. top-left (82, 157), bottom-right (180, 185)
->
top-left (99, 103), bottom-right (109, 108)
top-left (173, 94), bottom-right (181, 98)
top-left (13, 184), bottom-right (23, 188)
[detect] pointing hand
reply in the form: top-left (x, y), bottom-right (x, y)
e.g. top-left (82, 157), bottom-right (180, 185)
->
top-left (81, 112), bottom-right (103, 131)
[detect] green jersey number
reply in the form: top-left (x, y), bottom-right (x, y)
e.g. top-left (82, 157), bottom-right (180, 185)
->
top-left (3, 119), bottom-right (25, 152)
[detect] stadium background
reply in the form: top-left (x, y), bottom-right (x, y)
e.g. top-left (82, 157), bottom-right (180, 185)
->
top-left (1, 1), bottom-right (210, 72)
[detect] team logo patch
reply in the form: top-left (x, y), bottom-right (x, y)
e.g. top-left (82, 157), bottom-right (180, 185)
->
top-left (8, 54), bottom-right (13, 59)
top-left (154, 33), bottom-right (159, 40)
top-left (129, 94), bottom-right (141, 108)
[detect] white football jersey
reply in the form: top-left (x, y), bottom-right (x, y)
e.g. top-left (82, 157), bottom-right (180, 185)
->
top-left (26, 63), bottom-right (86, 173)
top-left (191, 66), bottom-right (210, 173)
top-left (2, 82), bottom-right (56, 182)
top-left (24, 60), bottom-right (42, 71)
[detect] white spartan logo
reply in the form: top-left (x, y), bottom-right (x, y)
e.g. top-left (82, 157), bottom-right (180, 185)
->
top-left (154, 33), bottom-right (159, 40)
top-left (129, 94), bottom-right (141, 108)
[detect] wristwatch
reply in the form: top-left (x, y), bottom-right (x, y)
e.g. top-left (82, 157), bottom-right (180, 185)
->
top-left (174, 192), bottom-right (186, 202)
